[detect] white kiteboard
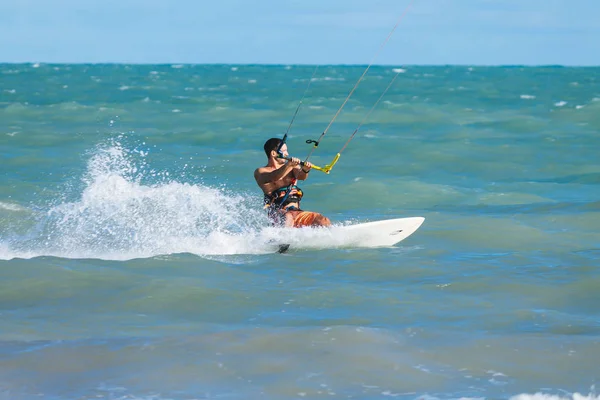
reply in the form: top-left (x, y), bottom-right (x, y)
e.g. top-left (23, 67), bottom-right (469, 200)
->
top-left (274, 216), bottom-right (425, 253)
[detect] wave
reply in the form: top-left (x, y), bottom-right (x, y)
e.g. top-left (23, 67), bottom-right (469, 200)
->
top-left (511, 392), bottom-right (600, 400)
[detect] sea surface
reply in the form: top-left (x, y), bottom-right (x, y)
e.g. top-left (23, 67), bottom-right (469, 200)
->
top-left (1, 64), bottom-right (599, 400)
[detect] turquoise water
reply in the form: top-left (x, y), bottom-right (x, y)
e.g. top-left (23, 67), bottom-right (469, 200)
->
top-left (1, 64), bottom-right (600, 400)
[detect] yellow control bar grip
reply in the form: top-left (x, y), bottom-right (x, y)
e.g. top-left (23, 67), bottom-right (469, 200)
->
top-left (310, 153), bottom-right (340, 174)
top-left (280, 153), bottom-right (341, 174)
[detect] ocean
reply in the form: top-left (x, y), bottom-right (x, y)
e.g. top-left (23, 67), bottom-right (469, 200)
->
top-left (1, 63), bottom-right (599, 400)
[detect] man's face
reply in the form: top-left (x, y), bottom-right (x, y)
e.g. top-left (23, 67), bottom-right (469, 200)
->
top-left (277, 144), bottom-right (289, 158)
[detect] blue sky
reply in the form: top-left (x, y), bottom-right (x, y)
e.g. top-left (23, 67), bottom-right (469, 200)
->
top-left (1, 0), bottom-right (598, 65)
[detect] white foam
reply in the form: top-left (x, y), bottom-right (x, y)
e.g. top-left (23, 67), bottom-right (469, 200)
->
top-left (0, 141), bottom-right (271, 261)
top-left (392, 68), bottom-right (406, 73)
top-left (511, 393), bottom-right (600, 400)
top-left (311, 77), bottom-right (345, 82)
top-left (520, 94), bottom-right (536, 100)
top-left (383, 100), bottom-right (402, 108)
top-left (555, 101), bottom-right (567, 107)
top-left (0, 202), bottom-right (27, 212)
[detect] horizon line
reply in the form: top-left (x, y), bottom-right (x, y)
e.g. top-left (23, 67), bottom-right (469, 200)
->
top-left (1, 61), bottom-right (599, 68)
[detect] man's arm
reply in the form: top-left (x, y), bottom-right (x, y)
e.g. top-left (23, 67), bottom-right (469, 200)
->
top-left (254, 162), bottom-right (295, 185)
top-left (295, 161), bottom-right (312, 181)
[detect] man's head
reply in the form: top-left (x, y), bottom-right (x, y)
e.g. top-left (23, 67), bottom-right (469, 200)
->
top-left (263, 137), bottom-right (288, 159)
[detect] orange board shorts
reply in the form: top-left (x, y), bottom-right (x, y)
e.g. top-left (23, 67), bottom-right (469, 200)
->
top-left (291, 211), bottom-right (328, 227)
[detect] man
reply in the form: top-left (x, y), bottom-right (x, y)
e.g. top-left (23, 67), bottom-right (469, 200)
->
top-left (254, 138), bottom-right (331, 228)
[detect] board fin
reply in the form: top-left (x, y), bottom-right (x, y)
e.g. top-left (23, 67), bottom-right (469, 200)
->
top-left (277, 244), bottom-right (290, 254)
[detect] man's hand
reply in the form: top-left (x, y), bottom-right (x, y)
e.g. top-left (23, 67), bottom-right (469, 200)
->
top-left (287, 157), bottom-right (301, 167)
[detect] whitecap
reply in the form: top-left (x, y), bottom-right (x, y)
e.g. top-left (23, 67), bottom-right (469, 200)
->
top-left (510, 392), bottom-right (600, 400)
top-left (392, 68), bottom-right (406, 73)
top-left (311, 77), bottom-right (345, 82)
top-left (383, 100), bottom-right (401, 108)
top-left (0, 202), bottom-right (27, 212)
top-left (520, 94), bottom-right (536, 100)
top-left (555, 101), bottom-right (567, 107)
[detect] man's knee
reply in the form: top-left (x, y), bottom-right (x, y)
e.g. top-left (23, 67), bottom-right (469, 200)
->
top-left (315, 214), bottom-right (331, 227)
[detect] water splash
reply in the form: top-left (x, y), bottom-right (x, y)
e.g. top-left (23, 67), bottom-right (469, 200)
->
top-left (1, 139), bottom-right (274, 260)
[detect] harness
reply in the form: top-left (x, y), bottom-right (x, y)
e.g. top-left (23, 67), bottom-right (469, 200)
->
top-left (264, 184), bottom-right (303, 209)
top-left (264, 183), bottom-right (304, 224)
